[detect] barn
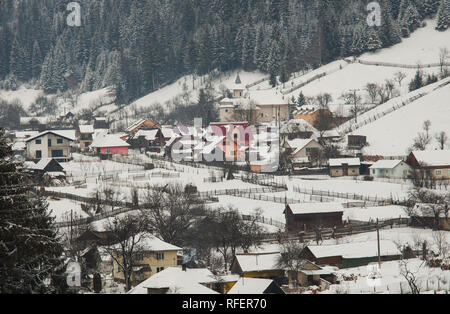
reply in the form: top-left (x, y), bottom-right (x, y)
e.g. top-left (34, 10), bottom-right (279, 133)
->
top-left (284, 203), bottom-right (344, 233)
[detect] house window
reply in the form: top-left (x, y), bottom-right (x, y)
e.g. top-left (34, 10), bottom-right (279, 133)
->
top-left (156, 267), bottom-right (164, 273)
top-left (35, 139), bottom-right (41, 145)
top-left (156, 253), bottom-right (164, 260)
top-left (48, 139), bottom-right (52, 147)
top-left (436, 170), bottom-right (442, 175)
top-left (57, 139), bottom-right (63, 144)
top-left (51, 150), bottom-right (63, 158)
top-left (135, 253), bottom-right (144, 261)
top-left (36, 150), bottom-right (42, 159)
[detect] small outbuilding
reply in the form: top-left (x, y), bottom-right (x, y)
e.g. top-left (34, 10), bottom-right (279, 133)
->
top-left (284, 203), bottom-right (344, 232)
top-left (329, 158), bottom-right (361, 177)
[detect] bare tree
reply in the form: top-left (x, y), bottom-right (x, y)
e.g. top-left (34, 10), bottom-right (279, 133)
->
top-left (276, 240), bottom-right (308, 287)
top-left (365, 83), bottom-right (378, 104)
top-left (340, 90), bottom-right (363, 123)
top-left (435, 131), bottom-right (448, 150)
top-left (399, 259), bottom-right (424, 294)
top-left (394, 71), bottom-right (407, 87)
top-left (141, 184), bottom-right (206, 246)
top-left (432, 231), bottom-right (449, 258)
top-left (315, 93), bottom-right (333, 109)
top-left (439, 47), bottom-right (449, 76)
top-left (423, 120), bottom-right (432, 138)
top-left (406, 188), bottom-right (447, 230)
top-left (412, 132), bottom-right (432, 151)
top-left (385, 79), bottom-right (395, 99)
top-left (103, 214), bottom-right (147, 291)
top-left (233, 100), bottom-right (262, 125)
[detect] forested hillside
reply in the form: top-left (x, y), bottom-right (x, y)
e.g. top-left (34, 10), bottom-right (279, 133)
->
top-left (0, 0), bottom-right (448, 105)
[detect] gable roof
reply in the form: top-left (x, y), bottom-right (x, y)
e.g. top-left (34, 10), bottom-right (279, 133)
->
top-left (306, 240), bottom-right (401, 260)
top-left (141, 267), bottom-right (218, 290)
top-left (287, 203), bottom-right (344, 215)
top-left (30, 158), bottom-right (63, 171)
top-left (329, 158), bottom-right (361, 167)
top-left (79, 124), bottom-right (94, 134)
top-left (233, 253), bottom-right (282, 273)
top-left (370, 160), bottom-right (405, 169)
top-left (25, 130), bottom-right (76, 142)
top-left (410, 150), bottom-right (450, 167)
top-left (134, 129), bottom-right (160, 141)
top-left (126, 119), bottom-right (160, 133)
top-left (90, 134), bottom-right (130, 148)
top-left (228, 278), bottom-right (275, 294)
top-left (287, 139), bottom-right (317, 155)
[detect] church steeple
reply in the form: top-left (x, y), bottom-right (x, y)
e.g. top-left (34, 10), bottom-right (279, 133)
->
top-left (235, 73), bottom-right (242, 85)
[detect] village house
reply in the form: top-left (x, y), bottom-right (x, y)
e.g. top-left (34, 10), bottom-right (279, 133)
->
top-left (301, 240), bottom-right (402, 268)
top-left (27, 158), bottom-right (65, 180)
top-left (219, 75), bottom-right (289, 124)
top-left (293, 106), bottom-right (332, 127)
top-left (284, 138), bottom-right (323, 168)
top-left (329, 158), bottom-right (361, 177)
top-left (111, 235), bottom-right (182, 286)
top-left (227, 278), bottom-right (285, 295)
top-left (409, 203), bottom-right (450, 231)
top-left (127, 266), bottom-right (220, 295)
top-left (284, 203), bottom-right (344, 233)
top-left (25, 130), bottom-right (75, 162)
top-left (407, 150), bottom-right (450, 180)
top-left (122, 119), bottom-right (161, 139)
top-left (280, 119), bottom-right (319, 140)
top-left (127, 129), bottom-right (165, 153)
top-left (230, 253), bottom-right (285, 285)
top-left (90, 134), bottom-right (130, 157)
top-left (77, 124), bottom-right (94, 151)
top-left (93, 117), bottom-right (109, 130)
top-left (290, 260), bottom-right (336, 288)
top-left (370, 160), bottom-right (412, 179)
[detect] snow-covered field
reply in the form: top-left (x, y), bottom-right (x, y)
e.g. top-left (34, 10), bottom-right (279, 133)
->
top-left (355, 82), bottom-right (450, 156)
top-left (360, 19), bottom-right (450, 65)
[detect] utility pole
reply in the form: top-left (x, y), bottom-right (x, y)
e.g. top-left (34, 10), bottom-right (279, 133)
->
top-left (377, 218), bottom-right (381, 267)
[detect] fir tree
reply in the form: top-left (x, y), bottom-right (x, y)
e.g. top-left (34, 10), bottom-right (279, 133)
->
top-left (436, 0), bottom-right (450, 31)
top-left (366, 28), bottom-right (382, 51)
top-left (0, 128), bottom-right (65, 294)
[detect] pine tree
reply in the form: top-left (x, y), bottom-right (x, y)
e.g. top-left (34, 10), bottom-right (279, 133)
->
top-left (0, 128), bottom-right (64, 294)
top-left (436, 0), bottom-right (450, 31)
top-left (379, 0), bottom-right (402, 46)
top-left (366, 28), bottom-right (382, 51)
top-left (31, 40), bottom-right (42, 79)
top-left (297, 91), bottom-right (306, 107)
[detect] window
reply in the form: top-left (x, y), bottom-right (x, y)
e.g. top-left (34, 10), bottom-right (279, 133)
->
top-left (156, 253), bottom-right (164, 260)
top-left (57, 138), bottom-right (63, 144)
top-left (135, 253), bottom-right (144, 261)
top-left (36, 150), bottom-right (42, 159)
top-left (436, 170), bottom-right (442, 175)
top-left (48, 139), bottom-right (52, 147)
top-left (156, 267), bottom-right (164, 273)
top-left (35, 139), bottom-right (41, 145)
top-left (51, 150), bottom-right (63, 158)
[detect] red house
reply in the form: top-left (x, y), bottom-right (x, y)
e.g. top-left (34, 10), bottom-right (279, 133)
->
top-left (91, 134), bottom-right (130, 156)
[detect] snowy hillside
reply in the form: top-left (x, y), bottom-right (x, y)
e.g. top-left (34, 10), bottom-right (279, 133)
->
top-left (354, 81), bottom-right (450, 156)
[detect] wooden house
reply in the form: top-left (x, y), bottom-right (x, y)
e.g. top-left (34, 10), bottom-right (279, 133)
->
top-left (227, 278), bottom-right (285, 295)
top-left (301, 240), bottom-right (402, 268)
top-left (329, 158), bottom-right (361, 177)
top-left (284, 203), bottom-right (344, 233)
top-left (230, 253), bottom-right (285, 284)
top-left (407, 150), bottom-right (450, 180)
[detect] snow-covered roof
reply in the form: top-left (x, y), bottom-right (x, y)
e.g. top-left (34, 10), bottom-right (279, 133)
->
top-left (25, 130), bottom-right (76, 142)
top-left (307, 240), bottom-right (401, 259)
top-left (248, 90), bottom-right (289, 106)
top-left (135, 129), bottom-right (159, 141)
top-left (288, 203), bottom-right (344, 215)
top-left (234, 253), bottom-right (281, 273)
top-left (228, 278), bottom-right (274, 295)
top-left (138, 235), bottom-right (182, 252)
top-left (90, 134), bottom-right (130, 148)
top-left (411, 150), bottom-right (450, 167)
top-left (79, 124), bottom-right (94, 134)
top-left (287, 139), bottom-right (316, 155)
top-left (329, 158), bottom-right (361, 167)
top-left (161, 127), bottom-right (174, 139)
top-left (139, 267), bottom-right (218, 290)
top-left (14, 131), bottom-right (39, 139)
top-left (12, 141), bottom-right (26, 151)
top-left (30, 158), bottom-right (57, 170)
top-left (281, 119), bottom-right (319, 135)
top-left (370, 160), bottom-right (404, 169)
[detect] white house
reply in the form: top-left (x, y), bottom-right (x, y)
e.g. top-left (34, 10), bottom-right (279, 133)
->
top-left (370, 160), bottom-right (412, 179)
top-left (25, 130), bottom-right (75, 162)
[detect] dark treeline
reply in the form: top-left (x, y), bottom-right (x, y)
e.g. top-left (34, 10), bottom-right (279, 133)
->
top-left (0, 0), bottom-right (445, 104)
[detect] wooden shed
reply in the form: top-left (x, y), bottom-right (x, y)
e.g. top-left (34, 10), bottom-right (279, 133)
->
top-left (284, 203), bottom-right (344, 233)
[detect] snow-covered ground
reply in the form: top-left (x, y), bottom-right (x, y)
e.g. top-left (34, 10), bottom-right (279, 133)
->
top-left (360, 19), bottom-right (450, 65)
top-left (354, 82), bottom-right (450, 156)
top-left (0, 87), bottom-right (43, 111)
